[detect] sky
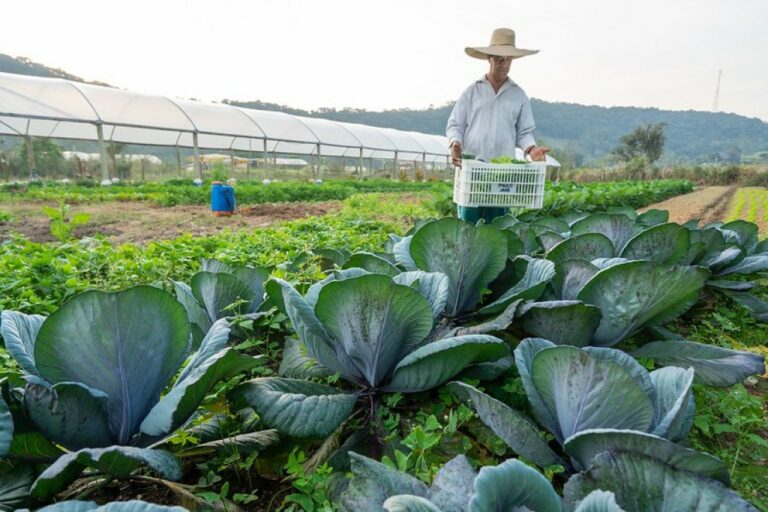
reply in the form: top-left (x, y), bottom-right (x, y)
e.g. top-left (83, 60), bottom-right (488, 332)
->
top-left (2, 0), bottom-right (767, 122)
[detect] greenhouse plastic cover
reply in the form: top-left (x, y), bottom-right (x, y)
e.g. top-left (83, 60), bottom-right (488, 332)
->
top-left (0, 72), bottom-right (451, 163)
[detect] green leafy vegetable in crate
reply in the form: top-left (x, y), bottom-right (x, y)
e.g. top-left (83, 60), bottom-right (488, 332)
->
top-left (490, 155), bottom-right (529, 164)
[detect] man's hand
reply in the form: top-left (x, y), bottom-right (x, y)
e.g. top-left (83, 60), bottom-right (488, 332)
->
top-left (450, 142), bottom-right (462, 166)
top-left (528, 145), bottom-right (551, 162)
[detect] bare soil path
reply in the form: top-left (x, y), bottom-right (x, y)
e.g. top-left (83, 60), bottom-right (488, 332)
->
top-left (0, 200), bottom-right (342, 244)
top-left (639, 186), bottom-right (736, 225)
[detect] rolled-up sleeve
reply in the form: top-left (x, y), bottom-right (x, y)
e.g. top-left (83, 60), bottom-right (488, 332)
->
top-left (446, 90), bottom-right (469, 146)
top-left (516, 98), bottom-right (537, 150)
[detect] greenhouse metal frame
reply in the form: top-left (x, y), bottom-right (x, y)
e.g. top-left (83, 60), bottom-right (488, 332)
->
top-left (0, 72), bottom-right (451, 183)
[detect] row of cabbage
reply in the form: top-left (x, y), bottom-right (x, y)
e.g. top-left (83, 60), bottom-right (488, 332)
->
top-left (1, 205), bottom-right (765, 510)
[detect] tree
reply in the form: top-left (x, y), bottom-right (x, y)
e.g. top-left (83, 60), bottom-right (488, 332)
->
top-left (612, 123), bottom-right (666, 164)
top-left (18, 138), bottom-right (67, 176)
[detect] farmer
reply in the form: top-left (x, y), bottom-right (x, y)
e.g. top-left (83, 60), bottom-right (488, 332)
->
top-left (447, 27), bottom-right (550, 223)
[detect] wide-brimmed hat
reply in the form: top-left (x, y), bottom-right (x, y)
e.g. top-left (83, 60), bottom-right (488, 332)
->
top-left (465, 28), bottom-right (539, 60)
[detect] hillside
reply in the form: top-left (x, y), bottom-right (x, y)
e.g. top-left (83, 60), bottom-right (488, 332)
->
top-left (2, 54), bottom-right (767, 163)
top-left (225, 99), bottom-right (768, 163)
top-left (0, 54), bottom-right (111, 87)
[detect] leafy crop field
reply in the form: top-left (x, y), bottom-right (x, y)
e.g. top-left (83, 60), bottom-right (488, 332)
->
top-left (0, 181), bottom-right (766, 511)
top-left (727, 187), bottom-right (768, 235)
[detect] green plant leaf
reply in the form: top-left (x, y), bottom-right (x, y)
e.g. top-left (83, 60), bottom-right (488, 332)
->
top-left (480, 257), bottom-right (555, 314)
top-left (228, 377), bottom-right (356, 438)
top-left (718, 255), bottom-right (768, 276)
top-left (571, 213), bottom-right (635, 253)
top-left (343, 252), bottom-right (400, 276)
top-left (0, 393), bottom-right (11, 457)
top-left (31, 446), bottom-right (182, 501)
top-left (195, 429), bottom-right (280, 455)
top-left (578, 262), bottom-right (708, 346)
top-left (532, 346), bottom-right (654, 443)
top-left (0, 460), bottom-right (35, 511)
top-left (648, 367), bottom-right (695, 441)
top-left (426, 455), bottom-right (476, 511)
top-left (8, 431), bottom-right (65, 461)
top-left (23, 382), bottom-right (112, 450)
top-left (393, 235), bottom-right (419, 271)
top-left (538, 230), bottom-right (566, 252)
top-left (384, 335), bottom-right (509, 392)
top-left (384, 495), bottom-right (442, 512)
top-left (172, 281), bottom-right (211, 349)
top-left (546, 233), bottom-right (615, 265)
top-left (518, 300), bottom-right (601, 346)
top-left (573, 490), bottom-right (625, 512)
top-left (721, 220), bottom-right (759, 251)
top-left (341, 452), bottom-right (429, 512)
top-left (0, 310), bottom-right (46, 382)
top-left (393, 271), bottom-right (450, 320)
top-left (513, 337), bottom-right (560, 437)
top-left (620, 223), bottom-right (690, 264)
top-left (408, 218), bottom-right (508, 316)
top-left (316, 274), bottom-right (433, 387)
top-left (230, 265), bottom-right (270, 312)
top-left (563, 451), bottom-right (755, 511)
top-left (723, 291), bottom-right (768, 322)
top-left (563, 429), bottom-right (729, 484)
top-left (468, 459), bottom-right (563, 512)
top-left (191, 271), bottom-right (256, 322)
top-left (632, 340), bottom-right (765, 387)
top-left (278, 337), bottom-right (333, 378)
top-left (448, 381), bottom-right (563, 468)
top-left (140, 348), bottom-right (260, 437)
top-left (35, 500), bottom-right (189, 511)
top-left (273, 278), bottom-right (357, 382)
top-left (636, 209), bottom-right (669, 227)
top-left (553, 260), bottom-right (599, 300)
top-left (33, 287), bottom-right (191, 445)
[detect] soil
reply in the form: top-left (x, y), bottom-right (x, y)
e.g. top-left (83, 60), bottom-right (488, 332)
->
top-left (0, 200), bottom-right (342, 244)
top-left (638, 186), bottom-right (737, 225)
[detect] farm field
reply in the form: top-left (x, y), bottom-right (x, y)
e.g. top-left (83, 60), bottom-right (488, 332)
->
top-left (0, 179), bottom-right (766, 511)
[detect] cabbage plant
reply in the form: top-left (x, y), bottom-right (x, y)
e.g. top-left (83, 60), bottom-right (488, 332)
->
top-left (340, 450), bottom-right (755, 512)
top-left (341, 453), bottom-right (569, 512)
top-left (450, 340), bottom-right (706, 466)
top-left (173, 258), bottom-right (270, 345)
top-left (391, 218), bottom-right (554, 319)
top-left (26, 499), bottom-right (187, 511)
top-left (0, 286), bottom-right (261, 501)
top-left (230, 273), bottom-right (510, 438)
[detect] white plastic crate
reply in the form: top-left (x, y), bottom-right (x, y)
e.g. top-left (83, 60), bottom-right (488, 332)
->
top-left (453, 159), bottom-right (547, 208)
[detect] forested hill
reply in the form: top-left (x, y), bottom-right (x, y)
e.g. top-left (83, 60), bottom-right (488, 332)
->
top-left (0, 54), bottom-right (111, 87)
top-left (225, 99), bottom-right (768, 163)
top-left (2, 54), bottom-right (766, 163)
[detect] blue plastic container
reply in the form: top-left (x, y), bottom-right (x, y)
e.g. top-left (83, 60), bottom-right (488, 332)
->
top-left (211, 181), bottom-right (235, 216)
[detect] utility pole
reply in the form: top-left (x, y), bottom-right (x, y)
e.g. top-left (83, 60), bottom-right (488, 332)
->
top-left (713, 69), bottom-right (722, 112)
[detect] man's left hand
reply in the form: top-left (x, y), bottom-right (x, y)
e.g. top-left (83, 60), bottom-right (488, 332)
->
top-left (528, 146), bottom-right (551, 162)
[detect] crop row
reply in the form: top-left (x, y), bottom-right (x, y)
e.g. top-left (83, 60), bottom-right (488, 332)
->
top-left (0, 178), bottom-right (692, 211)
top-left (0, 199), bottom-right (765, 510)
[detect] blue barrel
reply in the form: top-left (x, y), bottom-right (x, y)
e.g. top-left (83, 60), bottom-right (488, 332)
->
top-left (211, 181), bottom-right (235, 216)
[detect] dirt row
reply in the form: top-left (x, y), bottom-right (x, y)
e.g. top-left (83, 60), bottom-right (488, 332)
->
top-left (639, 186), bottom-right (737, 226)
top-left (0, 201), bottom-right (342, 244)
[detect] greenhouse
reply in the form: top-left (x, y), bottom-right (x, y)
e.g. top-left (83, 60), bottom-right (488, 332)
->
top-left (0, 71), bottom-right (452, 182)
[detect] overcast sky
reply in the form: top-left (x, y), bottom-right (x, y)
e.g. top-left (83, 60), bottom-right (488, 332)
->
top-left (3, 0), bottom-right (767, 121)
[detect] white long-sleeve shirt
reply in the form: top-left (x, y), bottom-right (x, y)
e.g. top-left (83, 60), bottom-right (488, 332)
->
top-left (446, 75), bottom-right (537, 161)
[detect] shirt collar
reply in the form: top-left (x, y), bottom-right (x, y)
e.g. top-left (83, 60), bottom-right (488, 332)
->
top-left (477, 75), bottom-right (517, 91)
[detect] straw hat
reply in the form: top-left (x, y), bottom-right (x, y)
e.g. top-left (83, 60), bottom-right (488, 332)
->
top-left (465, 28), bottom-right (539, 60)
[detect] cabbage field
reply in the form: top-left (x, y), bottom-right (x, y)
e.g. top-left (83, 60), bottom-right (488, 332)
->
top-left (0, 179), bottom-right (766, 512)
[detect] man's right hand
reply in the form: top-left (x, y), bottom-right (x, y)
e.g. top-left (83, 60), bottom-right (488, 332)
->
top-left (450, 142), bottom-right (462, 166)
